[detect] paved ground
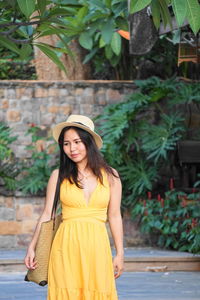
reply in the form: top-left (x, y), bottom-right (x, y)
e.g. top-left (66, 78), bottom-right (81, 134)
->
top-left (0, 248), bottom-right (199, 299)
top-left (1, 247), bottom-right (199, 260)
top-left (0, 271), bottom-right (200, 300)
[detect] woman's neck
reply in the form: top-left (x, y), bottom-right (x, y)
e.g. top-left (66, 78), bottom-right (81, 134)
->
top-left (76, 160), bottom-right (88, 173)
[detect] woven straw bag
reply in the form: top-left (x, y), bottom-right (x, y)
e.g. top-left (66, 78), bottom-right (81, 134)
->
top-left (24, 176), bottom-right (62, 286)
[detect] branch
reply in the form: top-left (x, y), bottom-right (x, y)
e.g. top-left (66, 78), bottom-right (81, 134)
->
top-left (7, 36), bottom-right (33, 44)
top-left (0, 25), bottom-right (20, 35)
top-left (0, 20), bottom-right (42, 29)
top-left (0, 31), bottom-right (33, 44)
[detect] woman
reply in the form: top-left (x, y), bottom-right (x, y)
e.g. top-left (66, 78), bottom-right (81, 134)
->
top-left (24, 114), bottom-right (124, 299)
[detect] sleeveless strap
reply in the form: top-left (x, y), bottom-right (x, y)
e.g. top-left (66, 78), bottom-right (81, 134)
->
top-left (51, 174), bottom-right (61, 225)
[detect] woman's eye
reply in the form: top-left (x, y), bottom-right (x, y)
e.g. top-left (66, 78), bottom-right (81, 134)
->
top-left (64, 143), bottom-right (69, 146)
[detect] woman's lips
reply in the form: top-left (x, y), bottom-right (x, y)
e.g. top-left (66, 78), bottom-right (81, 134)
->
top-left (71, 154), bottom-right (79, 158)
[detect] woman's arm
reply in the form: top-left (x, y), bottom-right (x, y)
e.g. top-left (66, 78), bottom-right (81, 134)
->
top-left (107, 169), bottom-right (124, 278)
top-left (24, 169), bottom-right (59, 270)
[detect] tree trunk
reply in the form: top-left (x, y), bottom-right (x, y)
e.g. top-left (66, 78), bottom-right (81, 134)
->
top-left (34, 35), bottom-right (91, 80)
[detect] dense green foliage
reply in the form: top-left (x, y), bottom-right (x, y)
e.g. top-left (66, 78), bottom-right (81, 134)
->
top-left (130, 0), bottom-right (200, 34)
top-left (97, 77), bottom-right (188, 206)
top-left (0, 122), bottom-right (19, 190)
top-left (0, 0), bottom-right (199, 77)
top-left (18, 125), bottom-right (58, 195)
top-left (132, 189), bottom-right (200, 253)
top-left (96, 76), bottom-right (200, 253)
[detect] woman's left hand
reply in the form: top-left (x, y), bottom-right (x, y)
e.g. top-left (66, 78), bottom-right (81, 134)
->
top-left (113, 254), bottom-right (124, 279)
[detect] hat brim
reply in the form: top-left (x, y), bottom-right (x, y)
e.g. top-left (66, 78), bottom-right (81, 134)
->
top-left (52, 122), bottom-right (103, 149)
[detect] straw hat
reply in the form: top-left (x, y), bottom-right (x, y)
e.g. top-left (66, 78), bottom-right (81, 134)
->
top-left (52, 115), bottom-right (103, 149)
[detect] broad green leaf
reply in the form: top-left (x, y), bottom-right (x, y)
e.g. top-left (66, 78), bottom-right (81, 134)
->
top-left (130, 0), bottom-right (152, 14)
top-left (110, 53), bottom-right (121, 67)
top-left (34, 42), bottom-right (67, 74)
top-left (105, 45), bottom-right (113, 59)
top-left (0, 36), bottom-right (20, 54)
top-left (47, 7), bottom-right (78, 17)
top-left (56, 34), bottom-right (75, 61)
top-left (82, 48), bottom-right (98, 64)
top-left (76, 6), bottom-right (88, 23)
top-left (159, 0), bottom-right (172, 28)
top-left (112, 0), bottom-right (127, 4)
top-left (151, 0), bottom-right (161, 29)
top-left (185, 0), bottom-right (200, 34)
top-left (51, 0), bottom-right (79, 4)
top-left (17, 25), bottom-right (34, 38)
top-left (79, 32), bottom-right (93, 50)
top-left (105, 0), bottom-right (112, 8)
top-left (101, 19), bottom-right (115, 44)
top-left (89, 0), bottom-right (107, 10)
top-left (37, 0), bottom-right (46, 15)
top-left (99, 37), bottom-right (106, 48)
top-left (19, 44), bottom-right (32, 60)
top-left (111, 32), bottom-right (121, 56)
top-left (112, 1), bottom-right (127, 17)
top-left (171, 0), bottom-right (187, 26)
top-left (17, 0), bottom-right (36, 18)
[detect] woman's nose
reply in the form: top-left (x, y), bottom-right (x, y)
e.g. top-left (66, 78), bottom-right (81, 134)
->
top-left (70, 143), bottom-right (76, 151)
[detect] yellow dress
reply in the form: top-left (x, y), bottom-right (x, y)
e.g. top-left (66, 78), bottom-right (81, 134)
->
top-left (47, 171), bottom-right (118, 300)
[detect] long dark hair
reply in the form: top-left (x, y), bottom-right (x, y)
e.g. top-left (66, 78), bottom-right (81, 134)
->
top-left (58, 126), bottom-right (117, 187)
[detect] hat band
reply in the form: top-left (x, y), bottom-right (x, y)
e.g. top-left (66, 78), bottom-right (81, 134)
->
top-left (73, 122), bottom-right (90, 129)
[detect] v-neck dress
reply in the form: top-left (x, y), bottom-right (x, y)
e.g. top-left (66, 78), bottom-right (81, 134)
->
top-left (47, 170), bottom-right (118, 300)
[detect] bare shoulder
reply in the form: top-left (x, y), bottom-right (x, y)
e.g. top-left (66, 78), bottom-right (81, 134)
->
top-left (107, 167), bottom-right (121, 186)
top-left (49, 169), bottom-right (59, 183)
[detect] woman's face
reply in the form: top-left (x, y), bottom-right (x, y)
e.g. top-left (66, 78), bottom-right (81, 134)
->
top-left (63, 128), bottom-right (87, 164)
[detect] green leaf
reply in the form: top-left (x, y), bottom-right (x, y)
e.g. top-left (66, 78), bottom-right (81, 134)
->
top-left (105, 0), bottom-right (112, 9)
top-left (171, 0), bottom-right (187, 26)
top-left (112, 1), bottom-right (127, 17)
top-left (185, 0), bottom-right (200, 34)
top-left (105, 45), bottom-right (113, 59)
top-left (34, 42), bottom-right (67, 74)
top-left (17, 0), bottom-right (36, 18)
top-left (19, 44), bottom-right (32, 60)
top-left (99, 37), bottom-right (106, 48)
top-left (130, 0), bottom-right (152, 14)
top-left (89, 0), bottom-right (107, 10)
top-left (159, 0), bottom-right (172, 28)
top-left (151, 0), bottom-right (161, 29)
top-left (82, 48), bottom-right (98, 64)
top-left (111, 32), bottom-right (121, 56)
top-left (0, 36), bottom-right (20, 54)
top-left (101, 19), bottom-right (115, 44)
top-left (76, 6), bottom-right (88, 23)
top-left (79, 32), bottom-right (93, 50)
top-left (37, 0), bottom-right (46, 15)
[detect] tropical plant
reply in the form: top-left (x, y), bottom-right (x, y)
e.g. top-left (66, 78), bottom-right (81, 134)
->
top-left (0, 0), bottom-right (129, 74)
top-left (0, 122), bottom-right (19, 190)
top-left (97, 77), bottom-right (200, 208)
top-left (130, 0), bottom-right (200, 34)
top-left (0, 0), bottom-right (199, 76)
top-left (18, 125), bottom-right (58, 195)
top-left (132, 188), bottom-right (200, 253)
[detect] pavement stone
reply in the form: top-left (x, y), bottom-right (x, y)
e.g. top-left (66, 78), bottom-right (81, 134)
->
top-left (0, 271), bottom-right (200, 300)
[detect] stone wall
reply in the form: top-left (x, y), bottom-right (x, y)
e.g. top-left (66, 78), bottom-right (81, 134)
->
top-left (0, 80), bottom-right (144, 249)
top-left (0, 195), bottom-right (44, 248)
top-left (0, 194), bottom-right (145, 249)
top-left (0, 80), bottom-right (134, 158)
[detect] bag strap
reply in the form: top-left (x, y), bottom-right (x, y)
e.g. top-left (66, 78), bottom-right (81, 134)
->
top-left (51, 174), bottom-right (61, 221)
